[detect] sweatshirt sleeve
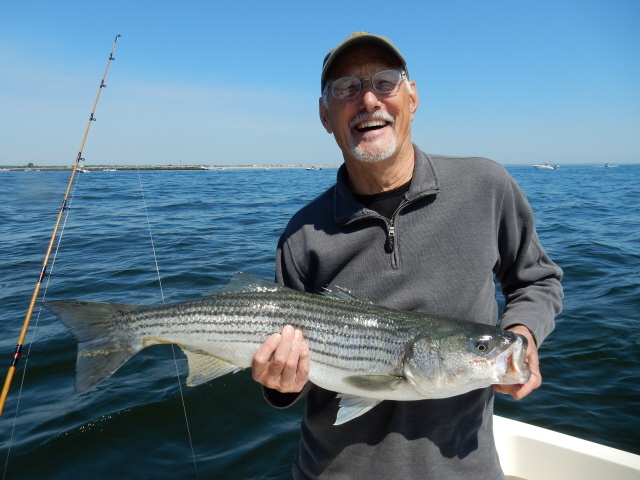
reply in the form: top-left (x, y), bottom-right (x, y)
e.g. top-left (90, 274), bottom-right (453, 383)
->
top-left (495, 173), bottom-right (563, 345)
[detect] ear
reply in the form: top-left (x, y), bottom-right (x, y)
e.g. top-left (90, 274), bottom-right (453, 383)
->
top-left (319, 97), bottom-right (333, 134)
top-left (408, 81), bottom-right (419, 120)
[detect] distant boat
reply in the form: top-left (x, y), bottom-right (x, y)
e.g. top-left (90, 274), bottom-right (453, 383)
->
top-left (306, 166), bottom-right (322, 171)
top-left (201, 165), bottom-right (227, 170)
top-left (103, 168), bottom-right (117, 172)
top-left (532, 163), bottom-right (559, 170)
top-left (77, 166), bottom-right (90, 173)
top-left (602, 162), bottom-right (618, 168)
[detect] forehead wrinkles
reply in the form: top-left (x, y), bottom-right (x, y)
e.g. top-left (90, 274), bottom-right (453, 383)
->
top-left (327, 45), bottom-right (402, 81)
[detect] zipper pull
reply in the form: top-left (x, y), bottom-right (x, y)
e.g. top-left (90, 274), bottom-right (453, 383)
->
top-left (386, 224), bottom-right (395, 252)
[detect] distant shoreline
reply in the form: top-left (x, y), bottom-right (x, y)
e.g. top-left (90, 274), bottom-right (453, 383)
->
top-left (2, 163), bottom-right (637, 172)
top-left (0, 164), bottom-right (338, 172)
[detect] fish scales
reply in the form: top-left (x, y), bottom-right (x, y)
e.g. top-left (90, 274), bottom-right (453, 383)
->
top-left (123, 290), bottom-right (407, 374)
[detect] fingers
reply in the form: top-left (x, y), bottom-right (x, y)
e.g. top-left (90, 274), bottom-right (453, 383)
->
top-left (493, 370), bottom-right (540, 399)
top-left (265, 326), bottom-right (298, 388)
top-left (252, 331), bottom-right (283, 379)
top-left (513, 349), bottom-right (542, 399)
top-left (251, 325), bottom-right (310, 393)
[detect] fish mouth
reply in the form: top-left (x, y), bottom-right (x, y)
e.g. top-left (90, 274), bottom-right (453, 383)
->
top-left (493, 334), bottom-right (530, 384)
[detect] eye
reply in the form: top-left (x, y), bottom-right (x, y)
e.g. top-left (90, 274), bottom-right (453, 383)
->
top-left (374, 80), bottom-right (394, 92)
top-left (470, 335), bottom-right (495, 355)
top-left (332, 77), bottom-right (360, 99)
top-left (372, 70), bottom-right (402, 93)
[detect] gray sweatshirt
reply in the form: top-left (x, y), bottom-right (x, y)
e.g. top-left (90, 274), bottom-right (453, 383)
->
top-left (270, 146), bottom-right (563, 480)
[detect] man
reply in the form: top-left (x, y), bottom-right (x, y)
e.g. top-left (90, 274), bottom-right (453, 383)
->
top-left (252, 32), bottom-right (563, 480)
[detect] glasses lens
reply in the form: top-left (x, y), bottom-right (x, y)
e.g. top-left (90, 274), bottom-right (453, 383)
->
top-left (328, 70), bottom-right (404, 100)
top-left (331, 77), bottom-right (361, 99)
top-left (372, 70), bottom-right (403, 93)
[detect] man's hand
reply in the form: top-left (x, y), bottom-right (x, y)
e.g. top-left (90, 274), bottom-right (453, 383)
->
top-left (251, 325), bottom-right (310, 393)
top-left (493, 325), bottom-right (541, 400)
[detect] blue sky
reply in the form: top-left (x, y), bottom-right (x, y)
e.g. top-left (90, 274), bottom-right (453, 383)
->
top-left (1, 0), bottom-right (638, 166)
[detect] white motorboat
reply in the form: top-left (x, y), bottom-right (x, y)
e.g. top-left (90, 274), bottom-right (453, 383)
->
top-left (532, 163), bottom-right (558, 170)
top-left (494, 416), bottom-right (640, 480)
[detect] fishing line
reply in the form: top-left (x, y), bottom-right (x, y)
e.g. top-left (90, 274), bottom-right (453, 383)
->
top-left (131, 146), bottom-right (200, 479)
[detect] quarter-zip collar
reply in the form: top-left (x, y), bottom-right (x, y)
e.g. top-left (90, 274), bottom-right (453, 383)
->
top-left (333, 144), bottom-right (440, 225)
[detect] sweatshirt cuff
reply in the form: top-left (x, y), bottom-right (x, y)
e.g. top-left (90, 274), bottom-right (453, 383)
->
top-left (262, 386), bottom-right (305, 409)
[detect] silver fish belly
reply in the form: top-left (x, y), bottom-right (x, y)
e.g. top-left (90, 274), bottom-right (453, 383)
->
top-left (45, 273), bottom-right (530, 424)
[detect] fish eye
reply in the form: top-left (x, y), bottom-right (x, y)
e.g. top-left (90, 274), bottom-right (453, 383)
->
top-left (471, 335), bottom-right (495, 355)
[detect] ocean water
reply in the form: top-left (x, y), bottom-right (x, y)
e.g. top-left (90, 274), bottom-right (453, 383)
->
top-left (0, 164), bottom-right (638, 479)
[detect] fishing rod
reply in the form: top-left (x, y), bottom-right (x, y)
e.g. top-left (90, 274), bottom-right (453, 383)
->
top-left (0, 34), bottom-right (122, 417)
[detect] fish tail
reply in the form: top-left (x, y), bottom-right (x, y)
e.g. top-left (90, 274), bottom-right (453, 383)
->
top-left (45, 300), bottom-right (144, 391)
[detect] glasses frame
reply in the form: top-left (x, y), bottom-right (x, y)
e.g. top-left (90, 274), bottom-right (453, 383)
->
top-left (323, 70), bottom-right (407, 100)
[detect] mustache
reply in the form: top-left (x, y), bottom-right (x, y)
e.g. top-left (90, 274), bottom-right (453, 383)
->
top-left (348, 111), bottom-right (395, 129)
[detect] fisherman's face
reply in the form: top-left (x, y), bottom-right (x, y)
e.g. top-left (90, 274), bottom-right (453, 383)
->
top-left (319, 44), bottom-right (418, 164)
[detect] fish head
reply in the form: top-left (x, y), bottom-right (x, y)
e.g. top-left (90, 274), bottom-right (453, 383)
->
top-left (403, 328), bottom-right (531, 398)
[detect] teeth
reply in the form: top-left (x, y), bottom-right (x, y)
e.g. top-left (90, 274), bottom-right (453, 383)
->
top-left (356, 120), bottom-right (387, 131)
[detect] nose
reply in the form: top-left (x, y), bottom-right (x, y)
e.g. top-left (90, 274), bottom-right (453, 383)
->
top-left (359, 81), bottom-right (383, 110)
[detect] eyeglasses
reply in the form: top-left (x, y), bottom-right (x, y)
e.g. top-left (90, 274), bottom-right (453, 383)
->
top-left (324, 70), bottom-right (407, 100)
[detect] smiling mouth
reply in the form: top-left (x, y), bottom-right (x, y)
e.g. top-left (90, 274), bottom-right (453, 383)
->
top-left (350, 112), bottom-right (395, 133)
top-left (354, 119), bottom-right (390, 132)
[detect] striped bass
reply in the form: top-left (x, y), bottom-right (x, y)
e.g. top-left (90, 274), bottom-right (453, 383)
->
top-left (44, 273), bottom-right (530, 424)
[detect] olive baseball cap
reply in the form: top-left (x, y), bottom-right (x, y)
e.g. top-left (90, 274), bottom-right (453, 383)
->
top-left (321, 31), bottom-right (408, 92)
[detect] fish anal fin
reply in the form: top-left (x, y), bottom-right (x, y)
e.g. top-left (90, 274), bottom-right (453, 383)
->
top-left (335, 395), bottom-right (382, 425)
top-left (180, 347), bottom-right (243, 387)
top-left (343, 375), bottom-right (404, 391)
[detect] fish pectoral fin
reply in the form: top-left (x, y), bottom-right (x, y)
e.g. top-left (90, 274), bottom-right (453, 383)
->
top-left (181, 347), bottom-right (243, 387)
top-left (343, 375), bottom-right (404, 391)
top-left (334, 395), bottom-right (383, 425)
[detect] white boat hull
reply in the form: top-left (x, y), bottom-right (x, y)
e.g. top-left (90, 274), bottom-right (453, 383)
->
top-left (494, 416), bottom-right (640, 480)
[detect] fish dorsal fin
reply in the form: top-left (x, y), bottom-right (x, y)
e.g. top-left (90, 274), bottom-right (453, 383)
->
top-left (320, 285), bottom-right (376, 304)
top-left (214, 272), bottom-right (289, 296)
top-left (213, 273), bottom-right (374, 306)
top-left (180, 347), bottom-right (243, 386)
top-left (335, 395), bottom-right (383, 425)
